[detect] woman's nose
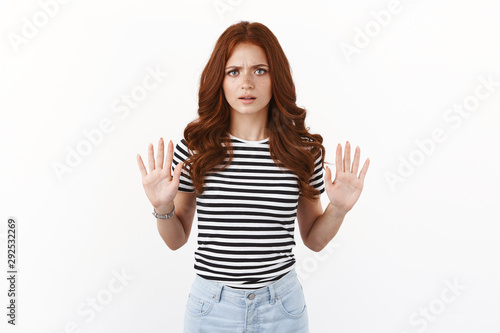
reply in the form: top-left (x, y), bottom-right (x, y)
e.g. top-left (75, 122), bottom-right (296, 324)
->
top-left (241, 72), bottom-right (254, 88)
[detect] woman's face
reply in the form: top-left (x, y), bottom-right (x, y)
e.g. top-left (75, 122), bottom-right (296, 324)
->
top-left (222, 42), bottom-right (272, 120)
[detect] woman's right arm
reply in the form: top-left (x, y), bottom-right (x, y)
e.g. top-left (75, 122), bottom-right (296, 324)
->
top-left (136, 138), bottom-right (197, 251)
top-left (155, 191), bottom-right (196, 251)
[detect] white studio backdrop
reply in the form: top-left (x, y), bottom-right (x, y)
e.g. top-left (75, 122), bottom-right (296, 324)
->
top-left (1, 0), bottom-right (499, 332)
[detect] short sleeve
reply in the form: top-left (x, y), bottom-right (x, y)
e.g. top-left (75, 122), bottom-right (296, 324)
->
top-left (309, 150), bottom-right (325, 194)
top-left (171, 138), bottom-right (195, 193)
top-left (299, 149), bottom-right (325, 196)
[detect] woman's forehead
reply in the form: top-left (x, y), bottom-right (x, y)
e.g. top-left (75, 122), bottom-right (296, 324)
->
top-left (227, 43), bottom-right (268, 64)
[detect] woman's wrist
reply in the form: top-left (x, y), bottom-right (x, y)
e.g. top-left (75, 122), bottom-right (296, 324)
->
top-left (326, 202), bottom-right (348, 219)
top-left (154, 202), bottom-right (174, 215)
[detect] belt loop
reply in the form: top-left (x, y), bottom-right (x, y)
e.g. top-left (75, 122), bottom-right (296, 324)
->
top-left (214, 283), bottom-right (223, 303)
top-left (268, 284), bottom-right (276, 305)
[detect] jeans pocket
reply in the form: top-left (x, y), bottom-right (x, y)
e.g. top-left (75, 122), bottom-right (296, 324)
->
top-left (185, 290), bottom-right (215, 317)
top-left (276, 282), bottom-right (307, 318)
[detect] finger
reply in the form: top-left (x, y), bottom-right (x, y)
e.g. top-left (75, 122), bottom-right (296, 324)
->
top-left (156, 138), bottom-right (165, 169)
top-left (165, 140), bottom-right (174, 174)
top-left (136, 154), bottom-right (148, 177)
top-left (344, 141), bottom-right (351, 173)
top-left (171, 161), bottom-right (183, 189)
top-left (148, 143), bottom-right (155, 172)
top-left (352, 146), bottom-right (361, 175)
top-left (358, 158), bottom-right (370, 183)
top-left (324, 165), bottom-right (333, 192)
top-left (335, 143), bottom-right (342, 173)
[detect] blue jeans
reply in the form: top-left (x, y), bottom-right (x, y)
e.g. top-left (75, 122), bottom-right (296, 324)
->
top-left (183, 268), bottom-right (309, 332)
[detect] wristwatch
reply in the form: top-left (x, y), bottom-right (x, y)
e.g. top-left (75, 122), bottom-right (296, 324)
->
top-left (152, 205), bottom-right (175, 219)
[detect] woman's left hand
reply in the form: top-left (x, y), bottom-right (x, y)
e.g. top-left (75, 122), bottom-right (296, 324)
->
top-left (324, 141), bottom-right (370, 216)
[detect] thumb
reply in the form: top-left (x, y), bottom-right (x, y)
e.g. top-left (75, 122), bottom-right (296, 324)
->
top-left (324, 165), bottom-right (333, 191)
top-left (171, 162), bottom-right (183, 188)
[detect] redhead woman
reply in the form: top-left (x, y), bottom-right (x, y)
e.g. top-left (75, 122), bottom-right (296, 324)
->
top-left (136, 21), bottom-right (369, 333)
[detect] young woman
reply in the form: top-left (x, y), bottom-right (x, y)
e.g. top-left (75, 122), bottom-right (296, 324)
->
top-left (136, 21), bottom-right (369, 333)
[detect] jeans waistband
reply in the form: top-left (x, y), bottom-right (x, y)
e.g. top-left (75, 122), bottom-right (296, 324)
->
top-left (191, 268), bottom-right (299, 305)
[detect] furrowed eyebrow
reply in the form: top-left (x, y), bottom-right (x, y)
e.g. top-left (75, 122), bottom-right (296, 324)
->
top-left (225, 64), bottom-right (269, 70)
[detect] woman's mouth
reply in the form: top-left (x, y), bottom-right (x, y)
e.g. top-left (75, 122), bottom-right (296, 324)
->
top-left (239, 97), bottom-right (256, 104)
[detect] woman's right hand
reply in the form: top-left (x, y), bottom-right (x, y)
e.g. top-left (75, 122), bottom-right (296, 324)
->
top-left (136, 138), bottom-right (183, 214)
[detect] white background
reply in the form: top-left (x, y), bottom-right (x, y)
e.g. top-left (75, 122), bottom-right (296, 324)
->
top-left (1, 0), bottom-right (499, 332)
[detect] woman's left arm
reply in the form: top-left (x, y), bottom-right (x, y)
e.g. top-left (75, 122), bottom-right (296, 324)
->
top-left (297, 141), bottom-right (370, 252)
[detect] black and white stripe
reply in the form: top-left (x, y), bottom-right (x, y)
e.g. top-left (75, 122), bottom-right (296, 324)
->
top-left (172, 134), bottom-right (324, 289)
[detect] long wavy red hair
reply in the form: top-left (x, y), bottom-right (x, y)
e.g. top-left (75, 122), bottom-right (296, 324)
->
top-left (183, 21), bottom-right (325, 200)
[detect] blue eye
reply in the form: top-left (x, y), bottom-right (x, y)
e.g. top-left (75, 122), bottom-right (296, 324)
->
top-left (226, 68), bottom-right (267, 76)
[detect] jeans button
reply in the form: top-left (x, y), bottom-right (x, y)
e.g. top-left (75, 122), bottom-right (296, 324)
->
top-left (248, 293), bottom-right (255, 300)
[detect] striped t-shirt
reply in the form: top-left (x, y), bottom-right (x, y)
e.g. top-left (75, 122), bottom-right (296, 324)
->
top-left (172, 134), bottom-right (325, 289)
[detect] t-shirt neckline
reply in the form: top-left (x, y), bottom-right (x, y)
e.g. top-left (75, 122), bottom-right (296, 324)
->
top-left (228, 133), bottom-right (269, 144)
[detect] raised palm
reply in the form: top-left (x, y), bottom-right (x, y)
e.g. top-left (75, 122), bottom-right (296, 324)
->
top-left (324, 141), bottom-right (370, 215)
top-left (136, 138), bottom-right (183, 211)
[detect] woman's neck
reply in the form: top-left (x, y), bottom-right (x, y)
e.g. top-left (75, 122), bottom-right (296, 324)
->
top-left (229, 111), bottom-right (269, 141)
top-left (229, 127), bottom-right (269, 141)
